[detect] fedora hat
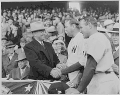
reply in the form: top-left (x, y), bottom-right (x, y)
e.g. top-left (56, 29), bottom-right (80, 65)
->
top-left (6, 42), bottom-right (16, 49)
top-left (97, 27), bottom-right (108, 33)
top-left (53, 40), bottom-right (65, 45)
top-left (46, 26), bottom-right (57, 33)
top-left (104, 19), bottom-right (115, 27)
top-left (109, 23), bottom-right (119, 33)
top-left (15, 52), bottom-right (27, 62)
top-left (30, 21), bottom-right (45, 32)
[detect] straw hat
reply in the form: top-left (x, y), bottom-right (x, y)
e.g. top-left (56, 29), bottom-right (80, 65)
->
top-left (104, 19), bottom-right (115, 27)
top-left (46, 26), bottom-right (57, 33)
top-left (109, 23), bottom-right (119, 33)
top-left (30, 21), bottom-right (45, 32)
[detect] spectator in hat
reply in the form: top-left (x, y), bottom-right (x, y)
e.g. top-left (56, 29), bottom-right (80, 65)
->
top-left (45, 26), bottom-right (58, 43)
top-left (24, 22), bottom-right (61, 80)
top-left (2, 43), bottom-right (18, 76)
top-left (2, 37), bottom-right (8, 55)
top-left (97, 19), bottom-right (116, 53)
top-left (7, 51), bottom-right (30, 80)
top-left (44, 16), bottom-right (52, 27)
top-left (53, 16), bottom-right (65, 41)
top-left (66, 16), bottom-right (119, 94)
top-left (104, 19), bottom-right (115, 37)
top-left (109, 23), bottom-right (119, 76)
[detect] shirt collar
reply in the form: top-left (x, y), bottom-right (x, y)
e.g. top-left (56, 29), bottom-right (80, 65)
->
top-left (36, 39), bottom-right (43, 45)
top-left (8, 53), bottom-right (14, 57)
top-left (115, 46), bottom-right (119, 51)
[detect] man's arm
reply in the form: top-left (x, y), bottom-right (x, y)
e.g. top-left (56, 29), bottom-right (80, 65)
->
top-left (77, 54), bottom-right (97, 93)
top-left (61, 62), bottom-right (84, 75)
top-left (24, 45), bottom-right (52, 78)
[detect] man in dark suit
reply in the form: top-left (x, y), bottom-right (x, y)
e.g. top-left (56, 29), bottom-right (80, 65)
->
top-left (2, 43), bottom-right (18, 76)
top-left (24, 21), bottom-right (61, 80)
top-left (7, 51), bottom-right (30, 80)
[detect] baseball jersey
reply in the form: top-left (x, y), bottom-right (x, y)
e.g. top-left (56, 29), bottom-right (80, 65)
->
top-left (66, 32), bottom-right (87, 81)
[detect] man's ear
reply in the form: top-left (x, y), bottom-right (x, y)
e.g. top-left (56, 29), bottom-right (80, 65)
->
top-left (88, 22), bottom-right (92, 29)
top-left (72, 24), bottom-right (76, 29)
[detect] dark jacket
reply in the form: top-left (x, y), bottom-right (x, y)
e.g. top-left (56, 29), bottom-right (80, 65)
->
top-left (5, 27), bottom-right (22, 46)
top-left (24, 38), bottom-right (60, 80)
top-left (113, 49), bottom-right (119, 66)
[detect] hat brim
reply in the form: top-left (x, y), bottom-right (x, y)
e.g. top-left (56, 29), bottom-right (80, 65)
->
top-left (32, 29), bottom-right (45, 33)
top-left (104, 22), bottom-right (115, 27)
top-left (6, 45), bottom-right (16, 49)
top-left (108, 31), bottom-right (119, 33)
top-left (15, 58), bottom-right (27, 62)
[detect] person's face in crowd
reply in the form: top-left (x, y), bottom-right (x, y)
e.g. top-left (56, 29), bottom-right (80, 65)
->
top-left (111, 33), bottom-right (119, 46)
top-left (12, 25), bottom-right (18, 31)
top-left (56, 42), bottom-right (63, 50)
top-left (65, 21), bottom-right (74, 37)
top-left (79, 19), bottom-right (90, 38)
top-left (7, 47), bottom-right (14, 54)
top-left (111, 17), bottom-right (115, 22)
top-left (20, 42), bottom-right (26, 48)
top-left (106, 23), bottom-right (114, 31)
top-left (2, 18), bottom-right (6, 23)
top-left (33, 30), bottom-right (45, 41)
top-left (8, 12), bottom-right (11, 17)
top-left (2, 40), bottom-right (7, 48)
top-left (8, 19), bottom-right (13, 25)
top-left (14, 16), bottom-right (17, 21)
top-left (18, 60), bottom-right (28, 69)
top-left (27, 18), bottom-right (31, 23)
top-left (26, 37), bottom-right (32, 43)
top-left (31, 15), bottom-right (34, 19)
top-left (3, 12), bottom-right (7, 17)
top-left (53, 17), bottom-right (59, 25)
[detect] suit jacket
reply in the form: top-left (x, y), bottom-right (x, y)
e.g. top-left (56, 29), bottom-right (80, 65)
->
top-left (113, 49), bottom-right (119, 66)
top-left (2, 53), bottom-right (18, 75)
top-left (24, 38), bottom-right (60, 80)
top-left (8, 66), bottom-right (30, 80)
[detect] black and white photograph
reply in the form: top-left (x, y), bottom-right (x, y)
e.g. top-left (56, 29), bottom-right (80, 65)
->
top-left (1, 0), bottom-right (119, 94)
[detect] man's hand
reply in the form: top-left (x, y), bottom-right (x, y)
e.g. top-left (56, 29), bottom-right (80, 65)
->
top-left (65, 88), bottom-right (80, 94)
top-left (50, 68), bottom-right (61, 78)
top-left (56, 63), bottom-right (67, 70)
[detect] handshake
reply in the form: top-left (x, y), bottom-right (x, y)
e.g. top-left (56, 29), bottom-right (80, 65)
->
top-left (50, 63), bottom-right (67, 78)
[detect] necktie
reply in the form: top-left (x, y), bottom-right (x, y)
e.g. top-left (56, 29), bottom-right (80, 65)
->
top-left (41, 41), bottom-right (45, 49)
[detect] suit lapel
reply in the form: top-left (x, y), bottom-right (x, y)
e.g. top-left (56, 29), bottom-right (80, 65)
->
top-left (44, 42), bottom-right (53, 63)
top-left (9, 53), bottom-right (18, 65)
top-left (5, 55), bottom-right (10, 66)
top-left (33, 39), bottom-right (51, 62)
top-left (113, 49), bottom-right (119, 59)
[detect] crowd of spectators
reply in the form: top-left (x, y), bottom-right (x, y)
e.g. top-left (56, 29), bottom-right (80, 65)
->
top-left (1, 4), bottom-right (119, 94)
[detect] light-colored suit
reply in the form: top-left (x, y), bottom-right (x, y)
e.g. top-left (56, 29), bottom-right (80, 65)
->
top-left (8, 66), bottom-right (30, 80)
